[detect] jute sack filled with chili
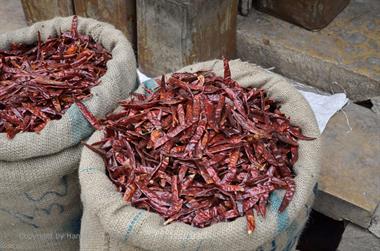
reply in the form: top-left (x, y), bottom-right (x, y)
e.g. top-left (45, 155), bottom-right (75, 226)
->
top-left (79, 59), bottom-right (320, 251)
top-left (0, 16), bottom-right (136, 250)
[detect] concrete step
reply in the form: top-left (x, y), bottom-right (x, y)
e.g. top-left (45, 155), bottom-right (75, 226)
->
top-left (237, 0), bottom-right (380, 102)
top-left (369, 205), bottom-right (380, 238)
top-left (338, 223), bottom-right (380, 251)
top-left (283, 78), bottom-right (380, 230)
top-left (313, 102), bottom-right (380, 229)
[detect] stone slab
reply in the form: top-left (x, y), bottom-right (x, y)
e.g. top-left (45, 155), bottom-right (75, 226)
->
top-left (371, 96), bottom-right (380, 114)
top-left (338, 223), bottom-right (380, 251)
top-left (0, 0), bottom-right (27, 33)
top-left (237, 0), bottom-right (380, 101)
top-left (284, 77), bottom-right (380, 228)
top-left (369, 205), bottom-right (380, 238)
top-left (313, 102), bottom-right (380, 228)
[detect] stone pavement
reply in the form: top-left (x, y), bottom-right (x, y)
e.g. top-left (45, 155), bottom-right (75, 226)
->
top-left (237, 0), bottom-right (380, 102)
top-left (338, 223), bottom-right (380, 251)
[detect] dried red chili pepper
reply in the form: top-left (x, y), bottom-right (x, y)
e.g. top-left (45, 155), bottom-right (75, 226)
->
top-left (0, 16), bottom-right (111, 138)
top-left (81, 59), bottom-right (314, 234)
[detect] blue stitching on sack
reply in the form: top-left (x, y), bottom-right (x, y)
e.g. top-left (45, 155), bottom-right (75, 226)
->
top-left (269, 192), bottom-right (280, 213)
top-left (182, 233), bottom-right (191, 249)
top-left (143, 79), bottom-right (158, 95)
top-left (195, 239), bottom-right (204, 251)
top-left (124, 211), bottom-right (145, 242)
top-left (283, 211), bottom-right (303, 251)
top-left (0, 208), bottom-right (39, 229)
top-left (24, 176), bottom-right (68, 202)
top-left (269, 192), bottom-right (289, 234)
top-left (40, 203), bottom-right (64, 215)
top-left (68, 105), bottom-right (94, 144)
top-left (283, 235), bottom-right (298, 251)
top-left (0, 202), bottom-right (65, 229)
top-left (270, 240), bottom-right (276, 251)
top-left (286, 219), bottom-right (298, 240)
top-left (79, 167), bottom-right (98, 173)
top-left (283, 221), bottom-right (301, 251)
top-left (0, 176), bottom-right (70, 229)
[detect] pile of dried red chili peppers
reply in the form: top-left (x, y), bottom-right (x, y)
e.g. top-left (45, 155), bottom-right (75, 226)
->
top-left (0, 16), bottom-right (110, 138)
top-left (81, 59), bottom-right (314, 234)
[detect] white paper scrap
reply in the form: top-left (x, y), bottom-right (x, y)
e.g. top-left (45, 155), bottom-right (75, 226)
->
top-left (137, 69), bottom-right (152, 83)
top-left (299, 91), bottom-right (348, 133)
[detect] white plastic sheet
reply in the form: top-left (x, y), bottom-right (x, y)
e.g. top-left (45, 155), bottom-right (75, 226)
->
top-left (299, 91), bottom-right (348, 133)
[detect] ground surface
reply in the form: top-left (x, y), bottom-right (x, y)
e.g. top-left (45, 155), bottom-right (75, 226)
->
top-left (237, 0), bottom-right (380, 101)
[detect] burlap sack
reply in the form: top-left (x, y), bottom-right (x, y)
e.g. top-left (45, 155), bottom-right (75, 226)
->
top-left (79, 59), bottom-right (320, 251)
top-left (0, 16), bottom-right (137, 250)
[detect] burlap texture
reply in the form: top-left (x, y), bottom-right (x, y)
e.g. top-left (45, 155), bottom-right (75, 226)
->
top-left (0, 16), bottom-right (137, 250)
top-left (79, 59), bottom-right (320, 251)
top-left (0, 16), bottom-right (137, 161)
